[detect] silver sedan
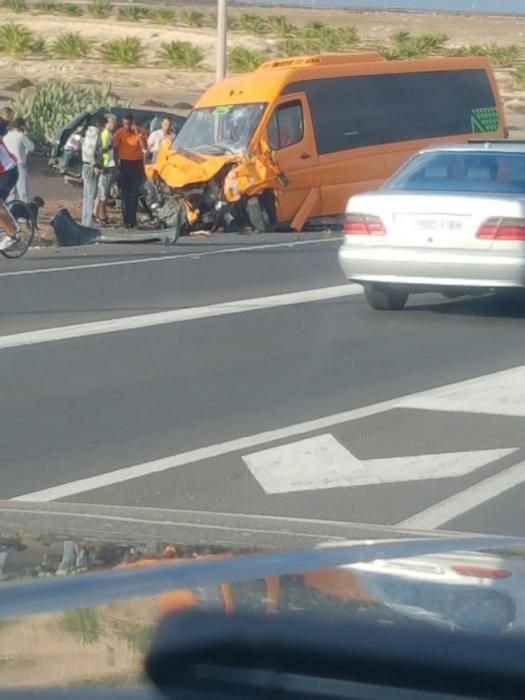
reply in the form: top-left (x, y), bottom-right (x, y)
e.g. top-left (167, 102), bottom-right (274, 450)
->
top-left (338, 142), bottom-right (525, 310)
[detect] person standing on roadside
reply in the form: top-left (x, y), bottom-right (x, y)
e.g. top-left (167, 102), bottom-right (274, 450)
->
top-left (81, 116), bottom-right (103, 227)
top-left (94, 113), bottom-right (117, 225)
top-left (113, 112), bottom-right (147, 229)
top-left (147, 116), bottom-right (175, 163)
top-left (4, 117), bottom-right (34, 203)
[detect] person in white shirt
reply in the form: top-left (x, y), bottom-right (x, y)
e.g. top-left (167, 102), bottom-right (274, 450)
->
top-left (80, 117), bottom-right (103, 227)
top-left (147, 116), bottom-right (175, 163)
top-left (4, 117), bottom-right (34, 203)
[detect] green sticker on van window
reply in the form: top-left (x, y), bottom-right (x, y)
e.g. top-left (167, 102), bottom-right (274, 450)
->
top-left (214, 106), bottom-right (231, 114)
top-left (471, 106), bottom-right (500, 133)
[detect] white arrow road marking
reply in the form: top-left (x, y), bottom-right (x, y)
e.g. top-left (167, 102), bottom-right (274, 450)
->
top-left (12, 364), bottom-right (525, 503)
top-left (400, 365), bottom-right (525, 417)
top-left (242, 434), bottom-right (517, 494)
top-left (397, 459), bottom-right (525, 530)
top-left (243, 434), bottom-right (363, 494)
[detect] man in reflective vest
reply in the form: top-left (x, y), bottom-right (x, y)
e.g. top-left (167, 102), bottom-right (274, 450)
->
top-left (94, 113), bottom-right (117, 225)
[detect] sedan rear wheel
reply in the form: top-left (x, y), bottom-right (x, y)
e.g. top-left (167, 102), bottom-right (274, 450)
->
top-left (364, 284), bottom-right (409, 311)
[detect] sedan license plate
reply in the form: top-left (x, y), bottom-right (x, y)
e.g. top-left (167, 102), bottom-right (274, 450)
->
top-left (414, 217), bottom-right (464, 233)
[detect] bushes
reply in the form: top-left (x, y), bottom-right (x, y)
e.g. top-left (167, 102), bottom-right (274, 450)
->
top-left (228, 46), bottom-right (264, 72)
top-left (0, 22), bottom-right (41, 57)
top-left (99, 37), bottom-right (143, 66)
top-left (60, 3), bottom-right (83, 16)
top-left (268, 15), bottom-right (296, 38)
top-left (158, 41), bottom-right (203, 69)
top-left (278, 39), bottom-right (306, 57)
top-left (380, 31), bottom-right (448, 60)
top-left (239, 13), bottom-right (269, 36)
top-left (153, 6), bottom-right (176, 25)
top-left (51, 32), bottom-right (91, 60)
top-left (11, 81), bottom-right (127, 147)
top-left (447, 43), bottom-right (521, 66)
top-left (277, 24), bottom-right (359, 56)
top-left (117, 5), bottom-right (150, 21)
top-left (514, 65), bottom-right (525, 89)
top-left (378, 33), bottom-right (522, 65)
top-left (3, 1), bottom-right (523, 81)
top-left (180, 9), bottom-right (205, 27)
top-left (34, 1), bottom-right (57, 12)
top-left (4, 0), bottom-right (27, 13)
top-left (89, 0), bottom-right (111, 18)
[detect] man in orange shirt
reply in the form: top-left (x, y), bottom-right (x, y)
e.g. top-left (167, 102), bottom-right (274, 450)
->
top-left (113, 113), bottom-right (147, 229)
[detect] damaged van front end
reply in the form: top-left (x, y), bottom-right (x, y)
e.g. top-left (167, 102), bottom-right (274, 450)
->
top-left (144, 101), bottom-right (284, 240)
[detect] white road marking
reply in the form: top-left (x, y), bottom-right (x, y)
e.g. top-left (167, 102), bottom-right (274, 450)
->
top-left (12, 363), bottom-right (525, 502)
top-left (0, 505), bottom-right (346, 541)
top-left (0, 237), bottom-right (337, 278)
top-left (243, 435), bottom-right (516, 493)
top-left (401, 365), bottom-right (525, 417)
top-left (397, 459), bottom-right (525, 530)
top-left (244, 434), bottom-right (364, 493)
top-left (0, 503), bottom-right (450, 539)
top-left (0, 284), bottom-right (361, 351)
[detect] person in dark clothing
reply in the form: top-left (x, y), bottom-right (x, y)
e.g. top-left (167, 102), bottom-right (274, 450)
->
top-left (113, 113), bottom-right (147, 229)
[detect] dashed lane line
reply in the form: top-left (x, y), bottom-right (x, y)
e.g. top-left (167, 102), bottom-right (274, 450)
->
top-left (0, 283), bottom-right (361, 351)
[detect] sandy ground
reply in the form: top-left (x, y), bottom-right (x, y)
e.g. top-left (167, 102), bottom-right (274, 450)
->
top-left (2, 5), bottom-right (525, 239)
top-left (0, 597), bottom-right (160, 687)
top-left (1, 6), bottom-right (525, 111)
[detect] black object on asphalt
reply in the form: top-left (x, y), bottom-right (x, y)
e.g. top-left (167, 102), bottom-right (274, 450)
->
top-left (50, 208), bottom-right (100, 247)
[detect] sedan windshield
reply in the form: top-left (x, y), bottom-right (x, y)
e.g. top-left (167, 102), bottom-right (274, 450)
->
top-left (174, 103), bottom-right (266, 155)
top-left (385, 150), bottom-right (525, 194)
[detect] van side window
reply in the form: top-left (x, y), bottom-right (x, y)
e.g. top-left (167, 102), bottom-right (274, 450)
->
top-left (286, 69), bottom-right (497, 155)
top-left (267, 101), bottom-right (304, 150)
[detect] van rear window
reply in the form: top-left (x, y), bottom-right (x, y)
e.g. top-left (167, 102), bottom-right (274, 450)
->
top-left (385, 151), bottom-right (525, 194)
top-left (283, 70), bottom-right (498, 155)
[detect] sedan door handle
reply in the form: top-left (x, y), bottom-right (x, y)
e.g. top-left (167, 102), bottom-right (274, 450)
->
top-left (299, 153), bottom-right (311, 160)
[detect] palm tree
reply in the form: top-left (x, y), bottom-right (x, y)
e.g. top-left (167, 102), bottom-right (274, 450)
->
top-left (269, 15), bottom-right (297, 38)
top-left (180, 9), bottom-right (205, 27)
top-left (302, 21), bottom-right (326, 39)
top-left (239, 13), bottom-right (269, 36)
top-left (228, 46), bottom-right (264, 72)
top-left (158, 41), bottom-right (204, 69)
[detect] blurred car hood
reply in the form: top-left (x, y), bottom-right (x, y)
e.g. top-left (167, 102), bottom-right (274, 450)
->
top-left (1, 525), bottom-right (525, 689)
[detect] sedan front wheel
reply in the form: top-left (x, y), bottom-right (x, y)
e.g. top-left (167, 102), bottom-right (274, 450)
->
top-left (364, 284), bottom-right (409, 311)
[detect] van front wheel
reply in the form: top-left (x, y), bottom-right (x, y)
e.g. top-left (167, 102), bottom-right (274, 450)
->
top-left (246, 195), bottom-right (270, 233)
top-left (364, 284), bottom-right (409, 311)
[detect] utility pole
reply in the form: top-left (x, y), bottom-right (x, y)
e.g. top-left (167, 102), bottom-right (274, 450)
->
top-left (216, 0), bottom-right (227, 81)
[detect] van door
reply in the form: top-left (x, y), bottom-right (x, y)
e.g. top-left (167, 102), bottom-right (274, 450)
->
top-left (266, 95), bottom-right (319, 224)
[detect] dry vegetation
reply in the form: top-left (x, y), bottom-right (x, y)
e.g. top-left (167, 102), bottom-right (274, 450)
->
top-left (1, 1), bottom-right (525, 141)
top-left (0, 597), bottom-right (160, 688)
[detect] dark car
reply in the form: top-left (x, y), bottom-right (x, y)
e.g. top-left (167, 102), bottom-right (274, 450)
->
top-left (48, 105), bottom-right (188, 183)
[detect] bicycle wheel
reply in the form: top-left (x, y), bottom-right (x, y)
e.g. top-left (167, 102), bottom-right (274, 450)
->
top-left (1, 200), bottom-right (36, 259)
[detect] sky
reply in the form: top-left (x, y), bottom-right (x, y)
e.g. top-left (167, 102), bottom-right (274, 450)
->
top-left (258, 0), bottom-right (524, 13)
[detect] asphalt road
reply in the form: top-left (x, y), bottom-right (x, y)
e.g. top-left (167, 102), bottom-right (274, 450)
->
top-left (2, 232), bottom-right (525, 545)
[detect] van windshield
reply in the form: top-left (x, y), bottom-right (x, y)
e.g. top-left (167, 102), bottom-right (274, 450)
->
top-left (174, 103), bottom-right (266, 155)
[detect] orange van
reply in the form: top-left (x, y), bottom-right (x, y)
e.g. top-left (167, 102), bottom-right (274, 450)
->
top-left (146, 53), bottom-right (505, 236)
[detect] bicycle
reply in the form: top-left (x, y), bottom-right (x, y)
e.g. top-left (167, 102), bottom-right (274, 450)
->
top-left (0, 199), bottom-right (36, 259)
